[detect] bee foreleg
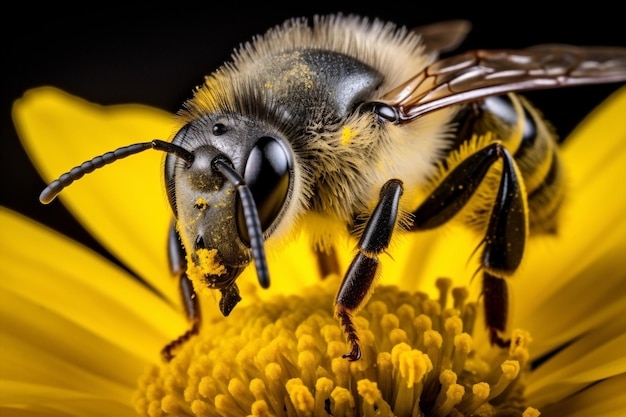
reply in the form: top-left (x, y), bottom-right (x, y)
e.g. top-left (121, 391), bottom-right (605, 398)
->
top-left (336, 179), bottom-right (404, 361)
top-left (161, 222), bottom-right (202, 362)
top-left (410, 142), bottom-right (527, 347)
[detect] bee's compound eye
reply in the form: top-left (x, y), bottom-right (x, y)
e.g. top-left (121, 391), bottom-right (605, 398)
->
top-left (238, 136), bottom-right (292, 244)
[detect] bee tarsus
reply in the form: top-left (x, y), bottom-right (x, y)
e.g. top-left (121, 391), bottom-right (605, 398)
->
top-left (335, 179), bottom-right (403, 359)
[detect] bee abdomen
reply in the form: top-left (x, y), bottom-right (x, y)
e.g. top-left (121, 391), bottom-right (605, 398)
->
top-left (514, 95), bottom-right (565, 234)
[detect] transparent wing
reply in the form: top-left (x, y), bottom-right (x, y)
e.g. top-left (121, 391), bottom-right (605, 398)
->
top-left (410, 20), bottom-right (472, 55)
top-left (380, 45), bottom-right (626, 122)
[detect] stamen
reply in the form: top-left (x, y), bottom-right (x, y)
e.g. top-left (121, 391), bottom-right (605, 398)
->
top-left (357, 379), bottom-right (393, 416)
top-left (190, 399), bottom-right (213, 416)
top-left (331, 356), bottom-right (351, 388)
top-left (250, 400), bottom-right (271, 417)
top-left (413, 313), bottom-right (432, 347)
top-left (376, 352), bottom-right (394, 401)
top-left (452, 286), bottom-right (469, 311)
top-left (249, 378), bottom-right (265, 401)
top-left (432, 370), bottom-right (465, 417)
top-left (399, 349), bottom-right (432, 387)
top-left (423, 329), bottom-right (443, 373)
top-left (488, 360), bottom-right (521, 400)
top-left (457, 382), bottom-right (490, 415)
top-left (297, 350), bottom-right (317, 387)
top-left (314, 378), bottom-right (334, 416)
top-left (161, 394), bottom-right (184, 415)
top-left (215, 393), bottom-right (246, 417)
top-left (286, 378), bottom-right (315, 413)
top-left (442, 384), bottom-right (466, 415)
top-left (523, 407), bottom-right (542, 417)
top-left (228, 378), bottom-right (249, 402)
top-left (389, 327), bottom-right (409, 346)
top-left (436, 277), bottom-right (453, 309)
top-left (442, 316), bottom-right (463, 369)
top-left (509, 328), bottom-right (533, 368)
top-left (452, 332), bottom-right (473, 374)
top-left (330, 387), bottom-right (355, 415)
top-left (395, 303), bottom-right (416, 340)
top-left (134, 280), bottom-right (537, 416)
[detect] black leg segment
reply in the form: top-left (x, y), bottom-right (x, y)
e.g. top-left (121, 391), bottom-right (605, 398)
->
top-left (410, 142), bottom-right (527, 346)
top-left (162, 222), bottom-right (202, 362)
top-left (483, 271), bottom-right (510, 347)
top-left (410, 142), bottom-right (527, 277)
top-left (481, 146), bottom-right (527, 276)
top-left (336, 179), bottom-right (404, 361)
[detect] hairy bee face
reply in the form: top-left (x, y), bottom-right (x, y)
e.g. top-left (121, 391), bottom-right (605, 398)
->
top-left (164, 114), bottom-right (295, 288)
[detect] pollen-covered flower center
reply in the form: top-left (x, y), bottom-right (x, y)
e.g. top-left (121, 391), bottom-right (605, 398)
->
top-left (134, 278), bottom-right (539, 417)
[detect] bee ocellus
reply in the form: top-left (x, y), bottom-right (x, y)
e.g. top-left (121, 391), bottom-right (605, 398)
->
top-left (39, 15), bottom-right (626, 361)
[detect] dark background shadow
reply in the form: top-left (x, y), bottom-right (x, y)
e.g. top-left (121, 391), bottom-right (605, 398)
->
top-left (2, 5), bottom-right (623, 267)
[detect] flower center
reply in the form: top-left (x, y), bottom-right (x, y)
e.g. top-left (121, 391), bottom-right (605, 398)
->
top-left (134, 277), bottom-right (539, 416)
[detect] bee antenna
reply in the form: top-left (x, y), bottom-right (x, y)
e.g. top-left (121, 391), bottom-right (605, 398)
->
top-left (212, 158), bottom-right (270, 289)
top-left (39, 139), bottom-right (194, 204)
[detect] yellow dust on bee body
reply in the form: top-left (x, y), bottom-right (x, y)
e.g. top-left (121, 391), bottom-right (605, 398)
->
top-left (186, 249), bottom-right (226, 295)
top-left (194, 197), bottom-right (208, 211)
top-left (341, 126), bottom-right (356, 146)
top-left (134, 278), bottom-right (540, 417)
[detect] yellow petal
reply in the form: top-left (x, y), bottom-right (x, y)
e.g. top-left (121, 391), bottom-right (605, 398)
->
top-left (536, 373), bottom-right (626, 417)
top-left (12, 87), bottom-right (177, 304)
top-left (0, 207), bottom-right (187, 363)
top-left (525, 309), bottom-right (626, 406)
top-left (561, 85), bottom-right (626, 188)
top-left (511, 86), bottom-right (626, 351)
top-left (0, 380), bottom-right (137, 417)
top-left (1, 310), bottom-right (135, 403)
top-left (395, 225), bottom-right (481, 297)
top-left (551, 85), bottom-right (626, 272)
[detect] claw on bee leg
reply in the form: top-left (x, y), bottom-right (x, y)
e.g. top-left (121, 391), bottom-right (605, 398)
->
top-left (161, 318), bottom-right (201, 362)
top-left (336, 307), bottom-right (362, 361)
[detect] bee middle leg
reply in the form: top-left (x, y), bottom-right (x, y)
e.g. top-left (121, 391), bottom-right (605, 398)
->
top-left (161, 222), bottom-right (202, 362)
top-left (409, 142), bottom-right (527, 347)
top-left (315, 245), bottom-right (341, 278)
top-left (336, 179), bottom-right (404, 361)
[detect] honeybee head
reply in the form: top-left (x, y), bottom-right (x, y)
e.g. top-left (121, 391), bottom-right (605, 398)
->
top-left (164, 114), bottom-right (295, 292)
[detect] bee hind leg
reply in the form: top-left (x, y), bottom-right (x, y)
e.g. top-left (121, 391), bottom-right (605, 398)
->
top-left (336, 179), bottom-right (404, 361)
top-left (409, 142), bottom-right (527, 347)
top-left (161, 222), bottom-right (202, 362)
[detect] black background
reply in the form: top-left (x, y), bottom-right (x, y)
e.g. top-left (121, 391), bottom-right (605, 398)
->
top-left (2, 5), bottom-right (624, 264)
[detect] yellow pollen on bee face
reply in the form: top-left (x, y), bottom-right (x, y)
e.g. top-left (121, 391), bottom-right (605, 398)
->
top-left (194, 197), bottom-right (208, 210)
top-left (341, 126), bottom-right (355, 146)
top-left (185, 248), bottom-right (226, 294)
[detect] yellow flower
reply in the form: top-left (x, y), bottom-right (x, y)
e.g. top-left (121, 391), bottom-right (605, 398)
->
top-left (2, 85), bottom-right (626, 417)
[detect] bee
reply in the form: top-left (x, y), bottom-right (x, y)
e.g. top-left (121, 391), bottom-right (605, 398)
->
top-left (40, 15), bottom-right (626, 361)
